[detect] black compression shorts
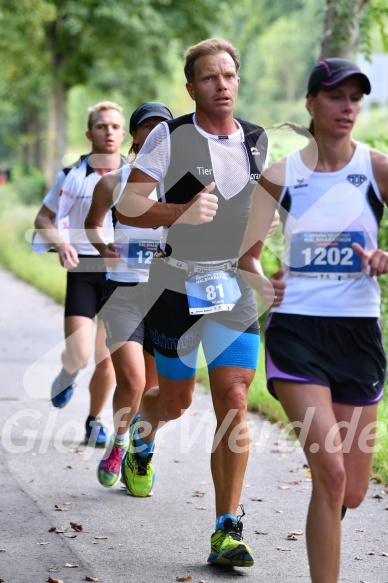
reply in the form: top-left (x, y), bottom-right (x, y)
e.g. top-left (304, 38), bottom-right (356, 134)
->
top-left (64, 255), bottom-right (107, 319)
top-left (146, 258), bottom-right (259, 360)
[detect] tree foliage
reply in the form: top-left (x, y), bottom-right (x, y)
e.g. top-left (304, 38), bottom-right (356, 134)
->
top-left (230, 0), bottom-right (325, 124)
top-left (1, 0), bottom-right (387, 181)
top-left (359, 0), bottom-right (388, 57)
top-left (319, 0), bottom-right (388, 59)
top-left (0, 0), bottom-right (232, 183)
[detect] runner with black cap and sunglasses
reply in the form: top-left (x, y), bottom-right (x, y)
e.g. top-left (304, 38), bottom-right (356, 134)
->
top-left (85, 102), bottom-right (173, 489)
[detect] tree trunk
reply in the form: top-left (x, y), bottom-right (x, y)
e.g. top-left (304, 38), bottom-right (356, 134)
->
top-left (45, 80), bottom-right (68, 190)
top-left (19, 110), bottom-right (44, 174)
top-left (32, 114), bottom-right (45, 172)
top-left (320, 0), bottom-right (369, 60)
top-left (44, 15), bottom-right (69, 190)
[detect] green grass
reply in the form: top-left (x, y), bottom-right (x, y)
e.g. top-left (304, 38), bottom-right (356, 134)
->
top-left (0, 181), bottom-right (387, 484)
top-left (0, 198), bottom-right (66, 304)
top-left (375, 398), bottom-right (388, 483)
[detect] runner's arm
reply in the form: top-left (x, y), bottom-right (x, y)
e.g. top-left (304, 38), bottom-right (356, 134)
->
top-left (84, 171), bottom-right (121, 261)
top-left (115, 167), bottom-right (218, 228)
top-left (34, 203), bottom-right (79, 268)
top-left (354, 150), bottom-right (388, 276)
top-left (239, 167), bottom-right (284, 307)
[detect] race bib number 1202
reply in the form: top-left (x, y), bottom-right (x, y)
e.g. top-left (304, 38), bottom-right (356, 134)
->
top-left (290, 231), bottom-right (365, 279)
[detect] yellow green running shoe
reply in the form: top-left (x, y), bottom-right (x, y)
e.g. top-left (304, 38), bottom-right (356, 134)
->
top-left (120, 420), bottom-right (155, 497)
top-left (208, 511), bottom-right (253, 567)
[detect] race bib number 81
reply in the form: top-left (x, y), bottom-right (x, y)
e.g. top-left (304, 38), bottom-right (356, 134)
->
top-left (290, 231), bottom-right (365, 279)
top-left (185, 271), bottom-right (241, 315)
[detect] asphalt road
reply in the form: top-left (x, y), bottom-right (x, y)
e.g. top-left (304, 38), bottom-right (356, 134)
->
top-left (0, 266), bottom-right (387, 583)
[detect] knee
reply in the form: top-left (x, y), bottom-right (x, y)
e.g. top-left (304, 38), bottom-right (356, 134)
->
top-left (329, 467), bottom-right (347, 506)
top-left (68, 352), bottom-right (89, 371)
top-left (315, 462), bottom-right (346, 508)
top-left (116, 371), bottom-right (145, 401)
top-left (214, 384), bottom-right (248, 424)
top-left (64, 343), bottom-right (91, 370)
top-left (95, 356), bottom-right (113, 374)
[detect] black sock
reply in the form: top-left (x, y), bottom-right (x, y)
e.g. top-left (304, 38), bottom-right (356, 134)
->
top-left (86, 415), bottom-right (96, 428)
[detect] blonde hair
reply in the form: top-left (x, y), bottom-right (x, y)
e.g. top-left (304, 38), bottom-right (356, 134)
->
top-left (87, 101), bottom-right (125, 130)
top-left (184, 38), bottom-right (240, 83)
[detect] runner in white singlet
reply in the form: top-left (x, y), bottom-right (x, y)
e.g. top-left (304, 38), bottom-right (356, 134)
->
top-left (34, 102), bottom-right (126, 446)
top-left (239, 59), bottom-right (388, 583)
top-left (84, 102), bottom-right (173, 488)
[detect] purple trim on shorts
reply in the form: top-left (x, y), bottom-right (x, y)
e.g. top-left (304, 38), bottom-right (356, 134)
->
top-left (265, 312), bottom-right (274, 331)
top-left (332, 387), bottom-right (384, 406)
top-left (266, 343), bottom-right (384, 405)
top-left (266, 348), bottom-right (328, 399)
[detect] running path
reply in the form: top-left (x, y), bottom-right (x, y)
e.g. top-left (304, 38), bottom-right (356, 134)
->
top-left (0, 266), bottom-right (386, 583)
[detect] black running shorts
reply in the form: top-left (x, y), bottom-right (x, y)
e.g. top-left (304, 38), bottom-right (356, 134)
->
top-left (64, 256), bottom-right (107, 319)
top-left (265, 313), bottom-right (386, 405)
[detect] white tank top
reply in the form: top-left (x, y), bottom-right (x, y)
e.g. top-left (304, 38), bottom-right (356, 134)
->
top-left (109, 165), bottom-right (163, 283)
top-left (273, 142), bottom-right (383, 317)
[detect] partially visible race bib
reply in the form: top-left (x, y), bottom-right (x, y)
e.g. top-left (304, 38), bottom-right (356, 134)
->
top-left (127, 238), bottom-right (158, 270)
top-left (290, 231), bottom-right (365, 279)
top-left (185, 270), bottom-right (241, 315)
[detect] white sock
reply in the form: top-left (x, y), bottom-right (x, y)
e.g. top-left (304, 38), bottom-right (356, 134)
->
top-left (113, 432), bottom-right (128, 445)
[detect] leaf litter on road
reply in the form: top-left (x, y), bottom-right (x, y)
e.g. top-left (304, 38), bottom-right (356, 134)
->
top-left (192, 491), bottom-right (205, 498)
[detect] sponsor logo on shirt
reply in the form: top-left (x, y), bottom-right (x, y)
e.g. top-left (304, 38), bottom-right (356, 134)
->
top-left (346, 174), bottom-right (367, 187)
top-left (197, 167), bottom-right (213, 176)
top-left (294, 178), bottom-right (308, 189)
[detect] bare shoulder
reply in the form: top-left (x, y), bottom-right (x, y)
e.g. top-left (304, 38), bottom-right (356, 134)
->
top-left (98, 168), bottom-right (124, 190)
top-left (370, 147), bottom-right (388, 202)
top-left (94, 167), bottom-right (126, 204)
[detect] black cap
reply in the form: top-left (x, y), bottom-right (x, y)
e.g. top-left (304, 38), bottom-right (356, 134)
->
top-left (306, 58), bottom-right (371, 97)
top-left (129, 102), bottom-right (173, 133)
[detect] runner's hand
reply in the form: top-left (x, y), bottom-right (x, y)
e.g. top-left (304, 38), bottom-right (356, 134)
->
top-left (102, 242), bottom-right (120, 268)
top-left (269, 268), bottom-right (286, 306)
top-left (353, 242), bottom-right (388, 277)
top-left (57, 243), bottom-right (79, 270)
top-left (176, 182), bottom-right (218, 225)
